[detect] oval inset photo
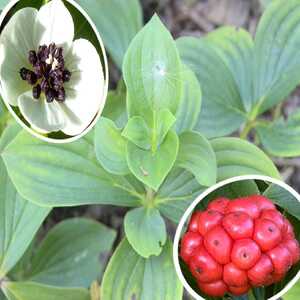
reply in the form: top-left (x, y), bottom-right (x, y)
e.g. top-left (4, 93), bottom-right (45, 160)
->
top-left (174, 175), bottom-right (300, 300)
top-left (0, 0), bottom-right (108, 143)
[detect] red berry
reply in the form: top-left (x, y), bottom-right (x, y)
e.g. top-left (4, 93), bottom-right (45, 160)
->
top-left (267, 244), bottom-right (292, 274)
top-left (188, 211), bottom-right (201, 232)
top-left (228, 284), bottom-right (250, 296)
top-left (207, 197), bottom-right (230, 213)
top-left (226, 197), bottom-right (260, 219)
top-left (204, 226), bottom-right (232, 264)
top-left (282, 219), bottom-right (295, 240)
top-left (222, 211), bottom-right (254, 240)
top-left (189, 246), bottom-right (223, 283)
top-left (223, 262), bottom-right (248, 286)
top-left (248, 254), bottom-right (274, 286)
top-left (198, 210), bottom-right (223, 236)
top-left (282, 239), bottom-right (300, 264)
top-left (180, 196), bottom-right (298, 297)
top-left (197, 280), bottom-right (228, 297)
top-left (253, 219), bottom-right (282, 251)
top-left (261, 209), bottom-right (285, 232)
top-left (180, 232), bottom-right (203, 264)
top-left (251, 195), bottom-right (275, 211)
top-left (231, 239), bottom-right (261, 270)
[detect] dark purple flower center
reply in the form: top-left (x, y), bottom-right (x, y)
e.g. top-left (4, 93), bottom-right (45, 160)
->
top-left (19, 43), bottom-right (71, 103)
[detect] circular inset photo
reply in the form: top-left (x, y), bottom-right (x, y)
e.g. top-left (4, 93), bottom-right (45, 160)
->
top-left (174, 176), bottom-right (300, 300)
top-left (0, 0), bottom-right (108, 143)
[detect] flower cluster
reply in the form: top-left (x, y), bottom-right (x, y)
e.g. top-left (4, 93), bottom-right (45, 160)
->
top-left (180, 195), bottom-right (300, 297)
top-left (20, 43), bottom-right (71, 103)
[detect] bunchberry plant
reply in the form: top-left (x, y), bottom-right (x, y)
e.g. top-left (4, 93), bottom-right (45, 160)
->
top-left (0, 0), bottom-right (105, 139)
top-left (0, 0), bottom-right (300, 299)
top-left (0, 123), bottom-right (116, 300)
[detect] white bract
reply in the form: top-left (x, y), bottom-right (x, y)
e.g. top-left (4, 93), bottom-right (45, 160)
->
top-left (0, 0), bottom-right (104, 135)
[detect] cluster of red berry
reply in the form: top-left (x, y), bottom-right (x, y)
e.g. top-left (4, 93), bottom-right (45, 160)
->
top-left (180, 195), bottom-right (300, 297)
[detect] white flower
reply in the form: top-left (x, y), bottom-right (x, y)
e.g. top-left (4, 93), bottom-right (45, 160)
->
top-left (0, 0), bottom-right (104, 136)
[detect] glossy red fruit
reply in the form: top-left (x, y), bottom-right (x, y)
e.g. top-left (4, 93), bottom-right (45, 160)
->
top-left (231, 239), bottom-right (261, 270)
top-left (282, 219), bottom-right (295, 240)
top-left (228, 284), bottom-right (250, 296)
top-left (188, 211), bottom-right (202, 232)
top-left (189, 246), bottom-right (223, 283)
top-left (204, 226), bottom-right (232, 264)
top-left (198, 210), bottom-right (223, 236)
top-left (282, 239), bottom-right (300, 264)
top-left (226, 197), bottom-right (260, 219)
top-left (180, 232), bottom-right (203, 264)
top-left (197, 280), bottom-right (228, 297)
top-left (223, 262), bottom-right (248, 286)
top-left (267, 244), bottom-right (292, 275)
top-left (261, 209), bottom-right (285, 232)
top-left (222, 211), bottom-right (254, 240)
top-left (247, 254), bottom-right (274, 286)
top-left (253, 219), bottom-right (282, 251)
top-left (251, 195), bottom-right (276, 211)
top-left (207, 197), bottom-right (230, 213)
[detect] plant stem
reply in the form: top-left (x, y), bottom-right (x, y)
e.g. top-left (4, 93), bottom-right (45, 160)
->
top-left (90, 281), bottom-right (100, 300)
top-left (144, 186), bottom-right (155, 208)
top-left (240, 121), bottom-right (255, 139)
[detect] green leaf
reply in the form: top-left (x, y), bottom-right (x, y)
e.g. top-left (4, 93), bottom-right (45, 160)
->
top-left (123, 15), bottom-right (183, 122)
top-left (102, 80), bottom-right (127, 128)
top-left (95, 118), bottom-right (129, 175)
top-left (76, 0), bottom-right (143, 68)
top-left (9, 239), bottom-right (36, 282)
top-left (211, 137), bottom-right (280, 181)
top-left (0, 122), bottom-right (21, 152)
top-left (0, 159), bottom-right (50, 277)
top-left (122, 116), bottom-right (151, 150)
top-left (124, 207), bottom-right (166, 258)
top-left (123, 110), bottom-right (176, 151)
top-left (260, 0), bottom-right (273, 9)
top-left (156, 168), bottom-right (205, 223)
top-left (174, 65), bottom-right (202, 134)
top-left (253, 0), bottom-right (300, 114)
top-left (252, 287), bottom-right (265, 300)
top-left (206, 26), bottom-right (254, 112)
top-left (264, 183), bottom-right (300, 220)
top-left (176, 131), bottom-right (217, 186)
top-left (2, 130), bottom-right (143, 207)
top-left (0, 290), bottom-right (6, 300)
top-left (282, 280), bottom-right (300, 300)
top-left (127, 131), bottom-right (179, 191)
top-left (2, 282), bottom-right (90, 300)
top-left (152, 109), bottom-right (176, 152)
top-left (256, 110), bottom-right (300, 157)
top-left (24, 218), bottom-right (116, 288)
top-left (231, 295), bottom-right (249, 300)
top-left (101, 239), bottom-right (183, 300)
top-left (177, 37), bottom-right (246, 138)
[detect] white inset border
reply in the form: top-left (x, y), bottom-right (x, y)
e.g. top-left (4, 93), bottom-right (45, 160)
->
top-left (0, 0), bottom-right (109, 144)
top-left (173, 175), bottom-right (300, 300)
